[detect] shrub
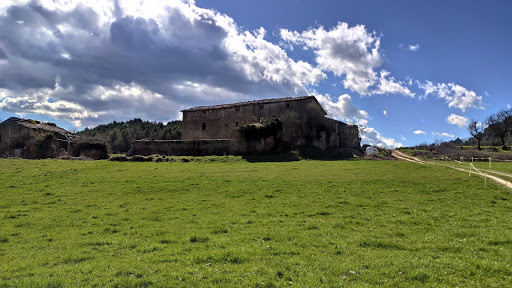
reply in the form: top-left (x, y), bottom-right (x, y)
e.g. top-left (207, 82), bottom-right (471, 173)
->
top-left (35, 133), bottom-right (54, 150)
top-left (237, 118), bottom-right (283, 140)
top-left (78, 141), bottom-right (106, 151)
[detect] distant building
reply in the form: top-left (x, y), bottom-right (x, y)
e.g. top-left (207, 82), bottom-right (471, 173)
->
top-left (129, 96), bottom-right (360, 156)
top-left (0, 117), bottom-right (107, 159)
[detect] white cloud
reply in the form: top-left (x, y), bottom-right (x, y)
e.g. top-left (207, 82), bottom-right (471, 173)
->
top-left (372, 70), bottom-right (415, 97)
top-left (417, 81), bottom-right (483, 112)
top-left (432, 132), bottom-right (455, 138)
top-left (507, 104), bottom-right (511, 109)
top-left (360, 127), bottom-right (403, 149)
top-left (400, 135), bottom-right (407, 141)
top-left (383, 110), bottom-right (387, 117)
top-left (281, 22), bottom-right (382, 95)
top-left (313, 94), bottom-right (402, 148)
top-left (0, 82), bottom-right (180, 126)
top-left (446, 113), bottom-right (468, 128)
top-left (0, 0), bottom-right (325, 126)
top-left (314, 93), bottom-right (368, 126)
top-left (408, 44), bottom-right (420, 51)
top-left (314, 94), bottom-right (392, 147)
top-left (413, 130), bottom-right (426, 135)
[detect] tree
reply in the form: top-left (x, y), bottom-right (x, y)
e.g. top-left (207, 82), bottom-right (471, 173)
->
top-left (468, 120), bottom-right (484, 150)
top-left (486, 109), bottom-right (512, 149)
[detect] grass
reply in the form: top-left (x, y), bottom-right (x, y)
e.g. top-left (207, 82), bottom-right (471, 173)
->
top-left (471, 161), bottom-right (512, 175)
top-left (0, 158), bottom-right (511, 287)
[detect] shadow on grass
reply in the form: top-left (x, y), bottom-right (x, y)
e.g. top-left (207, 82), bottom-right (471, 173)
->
top-left (242, 152), bottom-right (301, 163)
top-left (242, 147), bottom-right (362, 163)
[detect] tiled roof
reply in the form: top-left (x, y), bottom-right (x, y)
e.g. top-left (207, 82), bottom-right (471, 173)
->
top-left (1, 117), bottom-right (76, 141)
top-left (181, 95), bottom-right (319, 112)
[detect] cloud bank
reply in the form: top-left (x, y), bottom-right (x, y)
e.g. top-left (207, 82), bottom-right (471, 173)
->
top-left (0, 0), bottom-right (486, 148)
top-left (0, 0), bottom-right (324, 126)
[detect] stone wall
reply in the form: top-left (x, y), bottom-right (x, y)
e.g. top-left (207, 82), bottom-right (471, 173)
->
top-left (126, 96), bottom-right (360, 157)
top-left (0, 118), bottom-right (108, 159)
top-left (182, 97), bottom-right (325, 143)
top-left (128, 139), bottom-right (237, 156)
top-left (128, 137), bottom-right (278, 156)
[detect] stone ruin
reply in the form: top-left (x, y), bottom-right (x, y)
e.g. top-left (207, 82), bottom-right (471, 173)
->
top-left (0, 117), bottom-right (108, 160)
top-left (128, 96), bottom-right (361, 156)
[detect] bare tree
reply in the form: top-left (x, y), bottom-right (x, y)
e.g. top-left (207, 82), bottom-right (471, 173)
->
top-left (468, 120), bottom-right (484, 150)
top-left (486, 109), bottom-right (512, 149)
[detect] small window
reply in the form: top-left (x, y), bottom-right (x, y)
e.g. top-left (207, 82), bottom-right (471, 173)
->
top-left (225, 123), bottom-right (228, 127)
top-left (259, 116), bottom-right (264, 123)
top-left (259, 104), bottom-right (264, 110)
top-left (235, 121), bottom-right (239, 127)
top-left (202, 122), bottom-right (206, 130)
top-left (203, 110), bottom-right (207, 114)
top-left (286, 103), bottom-right (290, 108)
top-left (235, 106), bottom-right (240, 112)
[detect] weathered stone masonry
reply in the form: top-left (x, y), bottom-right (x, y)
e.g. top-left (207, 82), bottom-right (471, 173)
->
top-left (129, 96), bottom-right (361, 156)
top-left (0, 117), bottom-right (108, 159)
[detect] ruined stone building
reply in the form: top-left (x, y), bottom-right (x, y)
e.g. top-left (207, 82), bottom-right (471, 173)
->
top-left (182, 95), bottom-right (359, 148)
top-left (0, 117), bottom-right (107, 159)
top-left (129, 96), bottom-right (360, 156)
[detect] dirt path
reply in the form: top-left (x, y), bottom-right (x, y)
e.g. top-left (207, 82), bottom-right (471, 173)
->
top-left (391, 150), bottom-right (512, 190)
top-left (391, 150), bottom-right (425, 164)
top-left (479, 168), bottom-right (512, 179)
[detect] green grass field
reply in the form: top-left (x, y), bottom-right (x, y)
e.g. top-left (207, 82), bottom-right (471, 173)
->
top-left (1, 158), bottom-right (512, 287)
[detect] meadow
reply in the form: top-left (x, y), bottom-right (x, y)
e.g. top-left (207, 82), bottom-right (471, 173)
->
top-left (1, 158), bottom-right (511, 287)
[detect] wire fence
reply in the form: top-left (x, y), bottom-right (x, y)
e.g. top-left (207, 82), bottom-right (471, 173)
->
top-left (425, 155), bottom-right (512, 189)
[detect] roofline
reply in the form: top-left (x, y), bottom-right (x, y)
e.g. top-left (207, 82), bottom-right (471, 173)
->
top-left (181, 95), bottom-right (326, 115)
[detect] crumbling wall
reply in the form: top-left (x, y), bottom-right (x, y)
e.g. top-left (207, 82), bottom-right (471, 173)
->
top-left (182, 97), bottom-right (325, 143)
top-left (0, 118), bottom-right (108, 159)
top-left (128, 139), bottom-right (237, 156)
top-left (128, 137), bottom-right (278, 156)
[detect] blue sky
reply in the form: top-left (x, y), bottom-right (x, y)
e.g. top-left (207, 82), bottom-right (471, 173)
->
top-left (0, 0), bottom-right (511, 147)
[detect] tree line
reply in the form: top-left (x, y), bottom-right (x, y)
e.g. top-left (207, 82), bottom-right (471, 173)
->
top-left (468, 108), bottom-right (512, 150)
top-left (77, 118), bottom-right (182, 153)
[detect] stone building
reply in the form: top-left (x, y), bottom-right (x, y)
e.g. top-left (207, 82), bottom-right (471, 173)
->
top-left (182, 95), bottom-right (360, 149)
top-left (0, 117), bottom-right (107, 159)
top-left (129, 96), bottom-right (360, 156)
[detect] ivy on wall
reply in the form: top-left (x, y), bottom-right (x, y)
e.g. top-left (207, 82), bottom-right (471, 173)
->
top-left (237, 118), bottom-right (283, 140)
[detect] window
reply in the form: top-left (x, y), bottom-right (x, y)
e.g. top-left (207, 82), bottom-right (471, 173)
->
top-left (202, 122), bottom-right (206, 130)
top-left (235, 106), bottom-right (240, 112)
top-left (259, 104), bottom-right (264, 110)
top-left (235, 121), bottom-right (239, 127)
top-left (259, 116), bottom-right (264, 123)
top-left (286, 103), bottom-right (290, 108)
top-left (203, 110), bottom-right (207, 114)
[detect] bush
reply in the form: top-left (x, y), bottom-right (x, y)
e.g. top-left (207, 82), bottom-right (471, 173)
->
top-left (78, 141), bottom-right (106, 151)
top-left (35, 133), bottom-right (54, 150)
top-left (237, 118), bottom-right (283, 140)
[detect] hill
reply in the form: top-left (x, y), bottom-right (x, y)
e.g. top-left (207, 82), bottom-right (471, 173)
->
top-left (77, 118), bottom-right (181, 153)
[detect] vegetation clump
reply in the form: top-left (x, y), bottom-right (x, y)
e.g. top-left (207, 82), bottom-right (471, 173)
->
top-left (237, 118), bottom-right (283, 140)
top-left (35, 133), bottom-right (54, 150)
top-left (77, 118), bottom-right (182, 153)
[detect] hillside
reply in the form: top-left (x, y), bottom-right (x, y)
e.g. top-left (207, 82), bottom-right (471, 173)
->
top-left (77, 118), bottom-right (181, 153)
